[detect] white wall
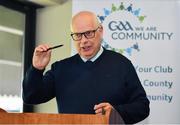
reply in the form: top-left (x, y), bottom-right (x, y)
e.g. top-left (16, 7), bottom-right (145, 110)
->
top-left (34, 0), bottom-right (72, 113)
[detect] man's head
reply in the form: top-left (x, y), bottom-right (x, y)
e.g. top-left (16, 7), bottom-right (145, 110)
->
top-left (71, 11), bottom-right (103, 60)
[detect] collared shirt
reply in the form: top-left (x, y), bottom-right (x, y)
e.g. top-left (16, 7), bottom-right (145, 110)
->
top-left (80, 46), bottom-right (104, 62)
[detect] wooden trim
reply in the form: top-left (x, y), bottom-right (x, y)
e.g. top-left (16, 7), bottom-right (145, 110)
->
top-left (0, 108), bottom-right (125, 124)
top-left (0, 113), bottom-right (107, 124)
top-left (0, 108), bottom-right (7, 113)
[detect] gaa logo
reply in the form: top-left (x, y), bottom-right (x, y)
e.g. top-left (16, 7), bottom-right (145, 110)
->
top-left (109, 21), bottom-right (133, 31)
top-left (97, 2), bottom-right (146, 56)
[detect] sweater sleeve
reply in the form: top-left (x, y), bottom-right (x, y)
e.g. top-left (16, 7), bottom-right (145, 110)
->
top-left (23, 65), bottom-right (55, 104)
top-left (114, 61), bottom-right (150, 124)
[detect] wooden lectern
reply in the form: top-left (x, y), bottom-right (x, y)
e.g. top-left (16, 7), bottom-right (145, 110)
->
top-left (0, 108), bottom-right (124, 124)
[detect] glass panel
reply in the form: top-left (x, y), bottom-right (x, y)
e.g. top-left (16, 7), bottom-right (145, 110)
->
top-left (0, 5), bottom-right (25, 112)
top-left (0, 6), bottom-right (25, 30)
top-left (0, 31), bottom-right (23, 62)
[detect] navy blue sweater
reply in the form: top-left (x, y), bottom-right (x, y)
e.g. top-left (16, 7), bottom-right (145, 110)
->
top-left (23, 49), bottom-right (149, 124)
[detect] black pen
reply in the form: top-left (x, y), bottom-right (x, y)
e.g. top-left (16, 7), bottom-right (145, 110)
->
top-left (46, 44), bottom-right (63, 51)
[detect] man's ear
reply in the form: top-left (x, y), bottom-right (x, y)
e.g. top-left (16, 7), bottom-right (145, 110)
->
top-left (99, 25), bottom-right (103, 33)
top-left (100, 25), bottom-right (103, 30)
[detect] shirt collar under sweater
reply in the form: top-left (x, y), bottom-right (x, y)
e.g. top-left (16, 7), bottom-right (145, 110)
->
top-left (80, 46), bottom-right (104, 62)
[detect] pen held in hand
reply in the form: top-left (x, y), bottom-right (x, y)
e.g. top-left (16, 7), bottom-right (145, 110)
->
top-left (46, 44), bottom-right (63, 51)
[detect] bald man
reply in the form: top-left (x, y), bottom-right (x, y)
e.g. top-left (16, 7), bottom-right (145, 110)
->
top-left (23, 11), bottom-right (149, 124)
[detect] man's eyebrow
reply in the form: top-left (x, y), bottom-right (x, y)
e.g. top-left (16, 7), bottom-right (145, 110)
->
top-left (72, 30), bottom-right (94, 34)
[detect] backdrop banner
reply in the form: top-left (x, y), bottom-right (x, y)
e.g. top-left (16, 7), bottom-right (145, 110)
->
top-left (72, 0), bottom-right (180, 124)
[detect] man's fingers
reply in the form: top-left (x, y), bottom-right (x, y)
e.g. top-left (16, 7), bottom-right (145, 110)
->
top-left (102, 107), bottom-right (106, 115)
top-left (95, 107), bottom-right (104, 114)
top-left (35, 44), bottom-right (50, 52)
top-left (95, 112), bottom-right (103, 115)
top-left (94, 103), bottom-right (108, 110)
top-left (32, 44), bottom-right (52, 70)
top-left (94, 102), bottom-right (113, 115)
top-left (95, 106), bottom-right (111, 113)
top-left (94, 102), bottom-right (114, 115)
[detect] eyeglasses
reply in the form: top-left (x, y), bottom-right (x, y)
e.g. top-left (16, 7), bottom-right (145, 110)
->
top-left (71, 27), bottom-right (100, 41)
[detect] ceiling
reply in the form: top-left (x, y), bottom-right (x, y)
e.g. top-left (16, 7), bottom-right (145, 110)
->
top-left (17, 0), bottom-right (68, 6)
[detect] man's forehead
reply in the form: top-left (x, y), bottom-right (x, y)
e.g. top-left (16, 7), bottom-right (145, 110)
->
top-left (72, 25), bottom-right (96, 33)
top-left (73, 11), bottom-right (95, 19)
top-left (72, 20), bottom-right (97, 32)
top-left (71, 11), bottom-right (100, 32)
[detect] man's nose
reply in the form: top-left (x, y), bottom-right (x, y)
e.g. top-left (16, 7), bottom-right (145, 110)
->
top-left (80, 34), bottom-right (88, 43)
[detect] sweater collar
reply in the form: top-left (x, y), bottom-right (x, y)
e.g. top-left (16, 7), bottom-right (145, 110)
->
top-left (80, 46), bottom-right (104, 62)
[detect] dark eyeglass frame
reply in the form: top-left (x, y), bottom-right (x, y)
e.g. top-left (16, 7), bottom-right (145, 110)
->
top-left (71, 27), bottom-right (100, 41)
